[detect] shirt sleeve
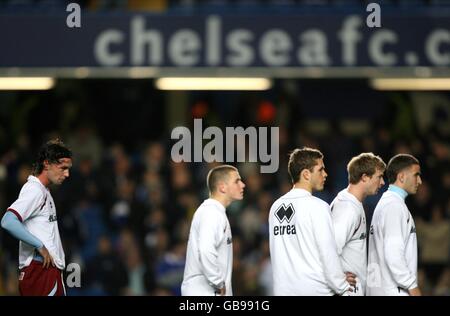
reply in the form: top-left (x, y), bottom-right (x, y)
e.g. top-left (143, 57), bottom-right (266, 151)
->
top-left (332, 201), bottom-right (359, 255)
top-left (312, 202), bottom-right (350, 295)
top-left (197, 210), bottom-right (225, 289)
top-left (382, 203), bottom-right (417, 290)
top-left (1, 211), bottom-right (43, 248)
top-left (7, 183), bottom-right (45, 222)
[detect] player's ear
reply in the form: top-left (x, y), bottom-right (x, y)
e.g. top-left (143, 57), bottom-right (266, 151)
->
top-left (398, 171), bottom-right (405, 183)
top-left (301, 169), bottom-right (310, 181)
top-left (218, 181), bottom-right (226, 193)
top-left (43, 160), bottom-right (50, 170)
top-left (361, 174), bottom-right (369, 183)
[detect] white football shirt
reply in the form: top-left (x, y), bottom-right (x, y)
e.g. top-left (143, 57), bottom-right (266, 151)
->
top-left (367, 190), bottom-right (418, 296)
top-left (181, 198), bottom-right (233, 296)
top-left (269, 188), bottom-right (350, 296)
top-left (8, 175), bottom-right (65, 270)
top-left (331, 188), bottom-right (367, 296)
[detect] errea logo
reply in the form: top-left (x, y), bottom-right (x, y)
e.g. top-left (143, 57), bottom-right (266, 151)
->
top-left (273, 204), bottom-right (296, 236)
top-left (275, 204), bottom-right (295, 223)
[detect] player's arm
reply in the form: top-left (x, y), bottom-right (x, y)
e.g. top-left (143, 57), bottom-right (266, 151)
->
top-left (3, 184), bottom-right (56, 268)
top-left (1, 211), bottom-right (43, 248)
top-left (1, 211), bottom-right (55, 269)
top-left (331, 201), bottom-right (358, 255)
top-left (197, 211), bottom-right (226, 295)
top-left (382, 203), bottom-right (419, 293)
top-left (312, 202), bottom-right (352, 295)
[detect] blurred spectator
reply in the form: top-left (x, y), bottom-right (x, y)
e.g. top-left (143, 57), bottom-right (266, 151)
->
top-left (67, 123), bottom-right (103, 169)
top-left (118, 229), bottom-right (148, 295)
top-left (85, 235), bottom-right (129, 295)
top-left (416, 205), bottom-right (450, 288)
top-left (154, 241), bottom-right (186, 295)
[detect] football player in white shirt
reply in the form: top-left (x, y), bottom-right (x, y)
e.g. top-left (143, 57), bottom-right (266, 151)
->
top-left (367, 154), bottom-right (422, 296)
top-left (181, 165), bottom-right (245, 296)
top-left (1, 139), bottom-right (72, 296)
top-left (331, 153), bottom-right (386, 296)
top-left (269, 147), bottom-right (356, 296)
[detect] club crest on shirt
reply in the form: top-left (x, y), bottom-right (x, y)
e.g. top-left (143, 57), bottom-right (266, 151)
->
top-left (227, 237), bottom-right (232, 244)
top-left (410, 226), bottom-right (416, 234)
top-left (48, 214), bottom-right (57, 222)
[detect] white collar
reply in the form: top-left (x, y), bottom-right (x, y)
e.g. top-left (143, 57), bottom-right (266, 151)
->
top-left (27, 175), bottom-right (47, 189)
top-left (289, 188), bottom-right (312, 196)
top-left (204, 198), bottom-right (226, 213)
top-left (341, 188), bottom-right (363, 206)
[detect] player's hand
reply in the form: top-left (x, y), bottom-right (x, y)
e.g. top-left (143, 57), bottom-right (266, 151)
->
top-left (345, 272), bottom-right (357, 287)
top-left (37, 246), bottom-right (55, 269)
top-left (408, 287), bottom-right (422, 296)
top-left (215, 286), bottom-right (226, 296)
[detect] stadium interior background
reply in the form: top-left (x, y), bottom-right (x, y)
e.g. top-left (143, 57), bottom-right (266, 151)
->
top-left (0, 0), bottom-right (449, 296)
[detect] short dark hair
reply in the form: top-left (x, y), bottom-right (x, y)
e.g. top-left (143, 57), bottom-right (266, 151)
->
top-left (288, 147), bottom-right (323, 184)
top-left (347, 153), bottom-right (386, 184)
top-left (32, 139), bottom-right (72, 176)
top-left (386, 154), bottom-right (420, 184)
top-left (207, 165), bottom-right (238, 193)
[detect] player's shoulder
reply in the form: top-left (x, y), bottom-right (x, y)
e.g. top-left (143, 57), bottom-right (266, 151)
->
top-left (271, 194), bottom-right (288, 208)
top-left (270, 191), bottom-right (295, 210)
top-left (20, 178), bottom-right (45, 198)
top-left (373, 196), bottom-right (405, 221)
top-left (309, 195), bottom-right (331, 211)
top-left (195, 200), bottom-right (226, 221)
top-left (332, 198), bottom-right (360, 215)
top-left (195, 202), bottom-right (212, 216)
top-left (378, 192), bottom-right (405, 210)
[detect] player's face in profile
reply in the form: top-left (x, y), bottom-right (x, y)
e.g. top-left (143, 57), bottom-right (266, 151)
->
top-left (310, 159), bottom-right (327, 191)
top-left (367, 168), bottom-right (385, 195)
top-left (225, 171), bottom-right (246, 201)
top-left (47, 158), bottom-right (72, 185)
top-left (403, 164), bottom-right (422, 194)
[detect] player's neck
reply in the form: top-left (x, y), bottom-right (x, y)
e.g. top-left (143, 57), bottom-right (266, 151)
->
top-left (210, 193), bottom-right (231, 208)
top-left (293, 182), bottom-right (312, 194)
top-left (37, 173), bottom-right (50, 187)
top-left (347, 184), bottom-right (365, 202)
top-left (392, 182), bottom-right (407, 192)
